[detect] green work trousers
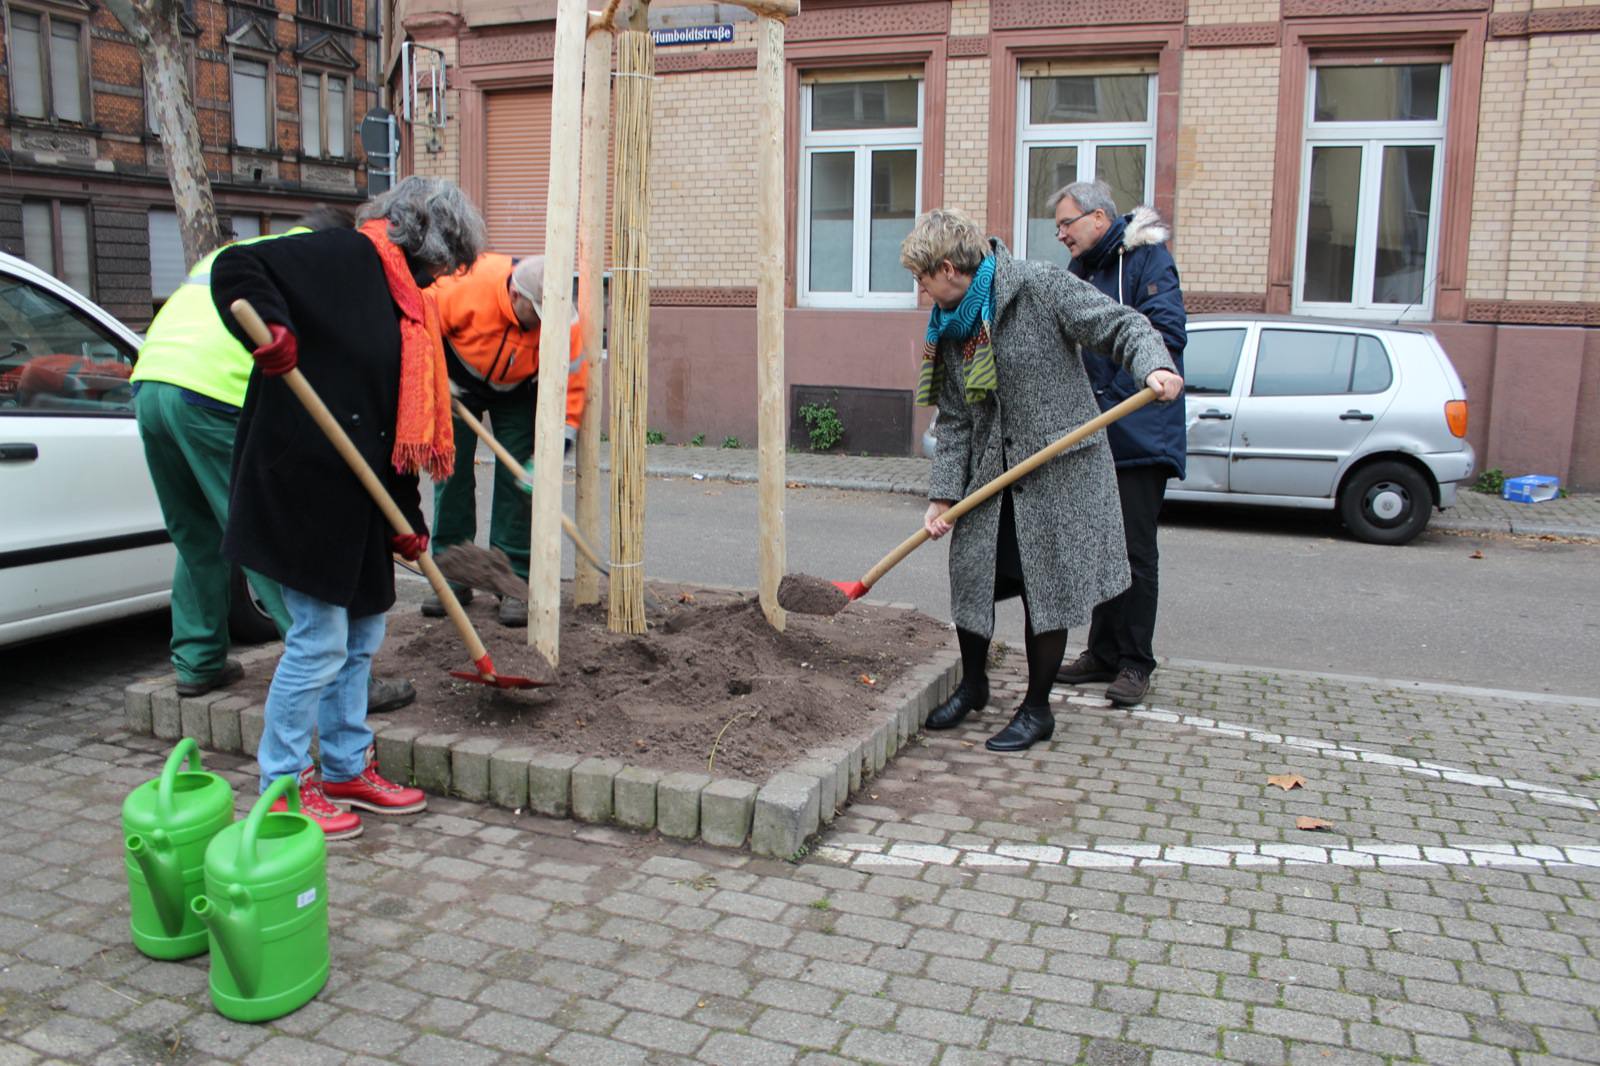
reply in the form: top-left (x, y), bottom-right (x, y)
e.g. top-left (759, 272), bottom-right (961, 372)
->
top-left (135, 382), bottom-right (292, 682)
top-left (432, 388), bottom-right (535, 580)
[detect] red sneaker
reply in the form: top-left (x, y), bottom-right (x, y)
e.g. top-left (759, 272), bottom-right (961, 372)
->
top-left (322, 747), bottom-right (427, 815)
top-left (269, 766), bottom-right (363, 841)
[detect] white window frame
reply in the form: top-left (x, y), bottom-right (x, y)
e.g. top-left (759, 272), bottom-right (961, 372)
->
top-left (796, 77), bottom-right (923, 310)
top-left (230, 53), bottom-right (273, 150)
top-left (299, 68), bottom-right (350, 159)
top-left (1013, 71), bottom-right (1156, 264)
top-left (5, 4), bottom-right (88, 124)
top-left (1293, 63), bottom-right (1448, 321)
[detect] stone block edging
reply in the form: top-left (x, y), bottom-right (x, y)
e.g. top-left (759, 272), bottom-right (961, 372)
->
top-left (123, 635), bottom-right (960, 859)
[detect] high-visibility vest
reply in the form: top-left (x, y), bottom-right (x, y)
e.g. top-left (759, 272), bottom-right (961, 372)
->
top-left (131, 228), bottom-right (308, 408)
top-left (432, 252), bottom-right (589, 430)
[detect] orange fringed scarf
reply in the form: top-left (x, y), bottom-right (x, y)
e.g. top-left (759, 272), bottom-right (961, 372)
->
top-left (358, 218), bottom-right (454, 481)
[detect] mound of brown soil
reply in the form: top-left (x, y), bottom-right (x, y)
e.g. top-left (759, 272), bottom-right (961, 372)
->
top-left (233, 582), bottom-right (953, 781)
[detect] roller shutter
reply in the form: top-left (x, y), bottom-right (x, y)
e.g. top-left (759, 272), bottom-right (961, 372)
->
top-left (485, 88), bottom-right (553, 255)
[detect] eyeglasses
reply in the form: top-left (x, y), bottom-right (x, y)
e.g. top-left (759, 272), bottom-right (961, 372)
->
top-left (1054, 210), bottom-right (1094, 234)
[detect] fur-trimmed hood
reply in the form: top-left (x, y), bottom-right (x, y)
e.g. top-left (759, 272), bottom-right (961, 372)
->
top-left (1121, 205), bottom-right (1170, 251)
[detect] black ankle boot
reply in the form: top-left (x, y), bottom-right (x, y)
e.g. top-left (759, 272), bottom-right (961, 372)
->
top-left (985, 704), bottom-right (1055, 751)
top-left (926, 679), bottom-right (988, 730)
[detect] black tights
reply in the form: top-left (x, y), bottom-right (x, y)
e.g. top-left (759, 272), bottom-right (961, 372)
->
top-left (957, 610), bottom-right (1068, 709)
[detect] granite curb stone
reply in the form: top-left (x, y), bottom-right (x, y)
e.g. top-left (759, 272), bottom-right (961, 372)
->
top-left (656, 771), bottom-right (710, 839)
top-left (123, 681), bottom-right (159, 734)
top-left (208, 695), bottom-right (249, 754)
top-left (571, 757), bottom-right (623, 823)
top-left (700, 779), bottom-right (759, 848)
top-left (413, 733), bottom-right (461, 795)
top-left (151, 686), bottom-right (181, 741)
top-left (613, 766), bottom-right (662, 830)
top-left (488, 746), bottom-right (537, 809)
top-left (450, 737), bottom-right (503, 802)
top-left (374, 726), bottom-right (421, 786)
top-left (528, 753), bottom-right (581, 818)
top-left (751, 772), bottom-right (822, 859)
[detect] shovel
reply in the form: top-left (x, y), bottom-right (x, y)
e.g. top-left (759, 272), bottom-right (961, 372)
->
top-left (449, 398), bottom-right (610, 576)
top-left (229, 299), bottom-right (544, 690)
top-left (787, 388), bottom-right (1158, 614)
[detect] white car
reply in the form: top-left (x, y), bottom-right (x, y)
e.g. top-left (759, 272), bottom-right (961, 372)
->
top-left (0, 252), bottom-right (273, 647)
top-left (922, 315), bottom-right (1475, 546)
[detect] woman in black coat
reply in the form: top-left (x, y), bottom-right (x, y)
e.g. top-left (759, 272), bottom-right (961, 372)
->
top-left (211, 176), bottom-right (485, 839)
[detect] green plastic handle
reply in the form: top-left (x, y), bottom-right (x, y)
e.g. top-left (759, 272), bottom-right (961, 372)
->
top-left (156, 738), bottom-right (201, 816)
top-left (240, 773), bottom-right (301, 869)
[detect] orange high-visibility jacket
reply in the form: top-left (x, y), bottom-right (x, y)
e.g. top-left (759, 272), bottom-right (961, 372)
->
top-left (432, 252), bottom-right (589, 431)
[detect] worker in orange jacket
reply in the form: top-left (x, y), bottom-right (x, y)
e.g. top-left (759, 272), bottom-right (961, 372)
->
top-left (427, 252), bottom-right (589, 626)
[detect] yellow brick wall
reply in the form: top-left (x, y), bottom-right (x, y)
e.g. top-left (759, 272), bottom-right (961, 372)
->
top-left (650, 68), bottom-right (760, 288)
top-left (410, 38), bottom-right (461, 183)
top-left (1466, 39), bottom-right (1528, 301)
top-left (943, 59), bottom-right (991, 231)
top-left (1187, 0), bottom-right (1280, 25)
top-left (950, 0), bottom-right (988, 36)
top-left (1504, 32), bottom-right (1600, 302)
top-left (1174, 48), bottom-right (1280, 293)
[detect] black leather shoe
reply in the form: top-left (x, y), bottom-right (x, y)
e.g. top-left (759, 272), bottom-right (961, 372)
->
top-left (421, 584), bottom-right (473, 617)
top-left (176, 659), bottom-right (243, 698)
top-left (985, 704), bottom-right (1055, 751)
top-left (1106, 667), bottom-right (1150, 707)
top-left (925, 680), bottom-right (988, 730)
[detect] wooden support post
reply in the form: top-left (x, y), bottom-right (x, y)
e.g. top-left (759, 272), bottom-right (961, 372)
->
top-left (755, 14), bottom-right (787, 632)
top-left (575, 25), bottom-right (612, 607)
top-left (527, 0), bottom-right (589, 666)
top-left (607, 22), bottom-right (653, 635)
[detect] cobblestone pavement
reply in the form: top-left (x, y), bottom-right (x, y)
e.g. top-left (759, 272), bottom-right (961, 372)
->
top-left (3, 634), bottom-right (1599, 1065)
top-left (563, 444), bottom-right (1600, 540)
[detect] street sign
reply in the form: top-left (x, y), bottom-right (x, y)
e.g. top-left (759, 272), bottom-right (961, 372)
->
top-left (649, 24), bottom-right (733, 46)
top-left (361, 107), bottom-right (396, 196)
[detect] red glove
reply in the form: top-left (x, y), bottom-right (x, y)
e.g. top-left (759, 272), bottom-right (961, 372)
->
top-left (391, 532), bottom-right (428, 561)
top-left (252, 323), bottom-right (299, 377)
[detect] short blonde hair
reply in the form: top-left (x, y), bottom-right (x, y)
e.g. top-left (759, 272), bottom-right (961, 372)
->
top-left (899, 208), bottom-right (988, 277)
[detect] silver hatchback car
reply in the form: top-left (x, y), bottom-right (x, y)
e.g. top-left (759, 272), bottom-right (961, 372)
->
top-left (1169, 316), bottom-right (1474, 545)
top-left (922, 315), bottom-right (1475, 546)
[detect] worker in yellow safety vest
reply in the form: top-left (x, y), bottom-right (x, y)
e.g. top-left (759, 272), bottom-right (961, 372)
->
top-left (130, 205), bottom-right (415, 712)
top-left (427, 252), bottom-right (589, 626)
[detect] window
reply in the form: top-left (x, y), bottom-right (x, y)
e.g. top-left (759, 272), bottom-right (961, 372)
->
top-left (1296, 63), bottom-right (1446, 318)
top-left (20, 200), bottom-right (91, 295)
top-left (7, 7), bottom-right (85, 122)
top-left (229, 214), bottom-right (261, 240)
top-left (1183, 328), bottom-right (1247, 395)
top-left (1015, 67), bottom-right (1155, 266)
top-left (300, 71), bottom-right (348, 158)
top-left (231, 57), bottom-right (270, 149)
top-left (297, 0), bottom-right (351, 24)
top-left (798, 75), bottom-right (922, 308)
top-left (148, 210), bottom-right (186, 301)
top-left (1252, 330), bottom-right (1393, 397)
top-left (0, 275), bottom-right (134, 415)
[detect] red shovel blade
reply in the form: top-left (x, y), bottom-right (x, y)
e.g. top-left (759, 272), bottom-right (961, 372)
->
top-left (833, 580), bottom-right (869, 602)
top-left (449, 653), bottom-right (548, 690)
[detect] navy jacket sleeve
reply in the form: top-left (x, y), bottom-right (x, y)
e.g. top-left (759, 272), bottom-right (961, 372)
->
top-left (1128, 244), bottom-right (1186, 365)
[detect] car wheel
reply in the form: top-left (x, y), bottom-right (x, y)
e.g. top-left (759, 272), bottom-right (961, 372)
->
top-left (228, 565), bottom-right (281, 644)
top-left (1338, 461), bottom-right (1433, 546)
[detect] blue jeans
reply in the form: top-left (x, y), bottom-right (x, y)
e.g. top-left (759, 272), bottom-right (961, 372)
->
top-left (259, 587), bottom-right (385, 791)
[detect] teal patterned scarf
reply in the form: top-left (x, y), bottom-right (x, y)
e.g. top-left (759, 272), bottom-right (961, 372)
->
top-left (916, 256), bottom-right (997, 406)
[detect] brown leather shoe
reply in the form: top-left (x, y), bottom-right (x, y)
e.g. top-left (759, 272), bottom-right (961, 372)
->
top-left (1106, 667), bottom-right (1150, 707)
top-left (1055, 650), bottom-right (1116, 686)
top-left (175, 659), bottom-right (243, 698)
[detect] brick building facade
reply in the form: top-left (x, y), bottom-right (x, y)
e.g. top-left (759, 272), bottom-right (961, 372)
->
top-left (408, 2), bottom-right (1591, 484)
top-left (0, 0), bottom-right (384, 327)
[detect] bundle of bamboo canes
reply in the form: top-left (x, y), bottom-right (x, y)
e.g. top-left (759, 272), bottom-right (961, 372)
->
top-left (607, 29), bottom-right (653, 635)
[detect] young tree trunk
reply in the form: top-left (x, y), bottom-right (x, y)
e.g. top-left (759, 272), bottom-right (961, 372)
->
top-left (104, 0), bottom-right (221, 269)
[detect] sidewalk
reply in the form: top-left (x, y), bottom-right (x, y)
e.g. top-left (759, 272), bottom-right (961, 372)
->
top-left (566, 443), bottom-right (1600, 540)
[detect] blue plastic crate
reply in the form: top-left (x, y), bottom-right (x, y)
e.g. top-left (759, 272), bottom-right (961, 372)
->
top-left (1502, 475), bottom-right (1560, 504)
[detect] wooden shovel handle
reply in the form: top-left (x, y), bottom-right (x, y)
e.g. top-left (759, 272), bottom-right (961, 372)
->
top-left (229, 298), bottom-right (490, 669)
top-left (450, 397), bottom-right (611, 576)
top-left (857, 388), bottom-right (1158, 592)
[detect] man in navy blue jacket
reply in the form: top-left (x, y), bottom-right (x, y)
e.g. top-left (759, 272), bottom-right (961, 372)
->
top-left (1050, 181), bottom-right (1187, 706)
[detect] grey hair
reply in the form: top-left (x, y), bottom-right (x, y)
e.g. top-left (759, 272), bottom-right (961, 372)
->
top-left (357, 176), bottom-right (486, 274)
top-left (1046, 180), bottom-right (1118, 219)
top-left (900, 208), bottom-right (989, 276)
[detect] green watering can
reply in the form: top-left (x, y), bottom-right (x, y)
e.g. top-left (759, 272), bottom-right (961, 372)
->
top-left (191, 773), bottom-right (329, 1022)
top-left (123, 738), bottom-right (234, 959)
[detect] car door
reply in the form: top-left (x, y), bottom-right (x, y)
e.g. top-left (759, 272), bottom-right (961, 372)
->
top-left (0, 263), bottom-right (172, 642)
top-left (1228, 326), bottom-right (1398, 499)
top-left (1172, 324), bottom-right (1250, 494)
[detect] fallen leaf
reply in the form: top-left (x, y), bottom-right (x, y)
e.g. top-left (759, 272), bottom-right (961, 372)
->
top-left (678, 593), bottom-right (696, 604)
top-left (1267, 773), bottom-right (1306, 791)
top-left (1296, 816), bottom-right (1334, 831)
top-left (1468, 549), bottom-right (1484, 560)
top-left (858, 674), bottom-right (877, 687)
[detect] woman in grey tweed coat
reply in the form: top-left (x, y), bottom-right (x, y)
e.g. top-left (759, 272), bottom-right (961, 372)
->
top-left (905, 209), bottom-right (1182, 752)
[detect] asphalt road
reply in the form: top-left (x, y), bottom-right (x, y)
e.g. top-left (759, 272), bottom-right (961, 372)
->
top-left (482, 471), bottom-right (1600, 699)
